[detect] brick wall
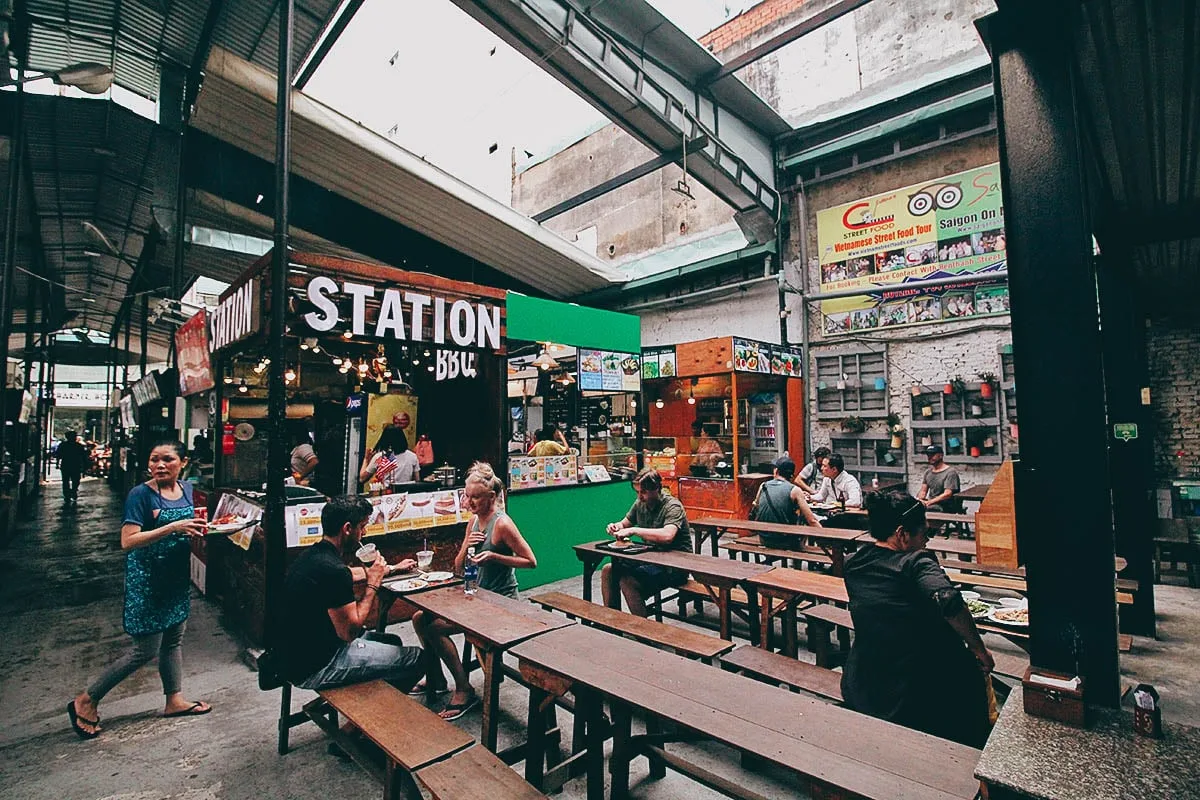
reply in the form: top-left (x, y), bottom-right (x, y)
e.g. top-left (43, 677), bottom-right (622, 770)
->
top-left (699, 0), bottom-right (811, 53)
top-left (1147, 320), bottom-right (1200, 479)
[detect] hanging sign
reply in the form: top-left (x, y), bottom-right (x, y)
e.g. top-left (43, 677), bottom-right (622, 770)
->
top-left (817, 163), bottom-right (1008, 335)
top-left (209, 278), bottom-right (260, 352)
top-left (131, 372), bottom-right (162, 407)
top-left (1113, 423), bottom-right (1138, 442)
top-left (176, 309), bottom-right (215, 396)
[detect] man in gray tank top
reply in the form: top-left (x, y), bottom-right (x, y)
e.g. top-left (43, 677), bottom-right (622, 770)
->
top-left (751, 456), bottom-right (821, 527)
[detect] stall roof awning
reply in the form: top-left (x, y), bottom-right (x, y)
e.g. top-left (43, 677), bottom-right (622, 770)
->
top-left (190, 47), bottom-right (626, 299)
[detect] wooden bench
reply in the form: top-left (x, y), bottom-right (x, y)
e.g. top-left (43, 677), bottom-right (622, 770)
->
top-left (800, 603), bottom-right (855, 667)
top-left (308, 680), bottom-right (475, 800)
top-left (415, 744), bottom-right (549, 799)
top-left (530, 591), bottom-right (733, 662)
top-left (720, 536), bottom-right (835, 569)
top-left (720, 645), bottom-right (844, 703)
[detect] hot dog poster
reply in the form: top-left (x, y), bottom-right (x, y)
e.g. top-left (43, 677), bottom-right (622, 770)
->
top-left (816, 163), bottom-right (1008, 335)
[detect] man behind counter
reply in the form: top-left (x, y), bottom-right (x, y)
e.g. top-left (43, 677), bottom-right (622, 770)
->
top-left (278, 495), bottom-right (424, 689)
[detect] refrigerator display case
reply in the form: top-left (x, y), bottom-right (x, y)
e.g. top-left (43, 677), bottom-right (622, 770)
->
top-left (748, 393), bottom-right (784, 469)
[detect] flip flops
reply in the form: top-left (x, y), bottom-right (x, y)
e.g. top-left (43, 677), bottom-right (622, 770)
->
top-left (407, 682), bottom-right (450, 697)
top-left (163, 701), bottom-right (212, 718)
top-left (438, 693), bottom-right (479, 721)
top-left (67, 700), bottom-right (100, 739)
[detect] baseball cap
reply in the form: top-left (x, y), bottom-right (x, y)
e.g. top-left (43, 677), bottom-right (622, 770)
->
top-left (925, 445), bottom-right (944, 455)
top-left (772, 455), bottom-right (796, 475)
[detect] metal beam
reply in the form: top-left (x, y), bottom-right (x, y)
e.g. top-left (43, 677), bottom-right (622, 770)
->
top-left (531, 136), bottom-right (707, 223)
top-left (184, 0), bottom-right (228, 118)
top-left (705, 0), bottom-right (875, 83)
top-left (451, 0), bottom-right (779, 236)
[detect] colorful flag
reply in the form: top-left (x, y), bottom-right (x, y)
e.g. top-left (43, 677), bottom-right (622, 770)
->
top-left (375, 451), bottom-right (398, 482)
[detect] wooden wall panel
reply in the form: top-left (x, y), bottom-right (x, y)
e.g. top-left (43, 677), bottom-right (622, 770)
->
top-left (675, 338), bottom-right (733, 377)
top-left (976, 460), bottom-right (1018, 567)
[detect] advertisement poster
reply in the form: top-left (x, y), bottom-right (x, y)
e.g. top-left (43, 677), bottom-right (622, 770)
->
top-left (176, 310), bottom-right (215, 396)
top-left (363, 490), bottom-right (462, 538)
top-left (816, 163), bottom-right (1008, 335)
top-left (732, 339), bottom-right (803, 377)
top-left (600, 351), bottom-right (623, 391)
top-left (641, 346), bottom-right (677, 380)
top-left (287, 501), bottom-right (326, 548)
top-left (365, 393), bottom-right (419, 453)
top-left (508, 455), bottom-right (579, 490)
top-left (579, 349), bottom-right (603, 391)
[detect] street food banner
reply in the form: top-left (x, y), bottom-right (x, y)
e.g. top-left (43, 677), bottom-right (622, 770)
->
top-left (176, 310), bottom-right (215, 396)
top-left (817, 163), bottom-right (1008, 335)
top-left (362, 489), bottom-right (465, 538)
top-left (733, 338), bottom-right (804, 377)
top-left (579, 350), bottom-right (641, 392)
top-left (509, 454), bottom-right (579, 491)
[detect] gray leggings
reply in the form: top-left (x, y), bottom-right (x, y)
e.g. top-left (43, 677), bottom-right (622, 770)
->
top-left (87, 621), bottom-right (186, 702)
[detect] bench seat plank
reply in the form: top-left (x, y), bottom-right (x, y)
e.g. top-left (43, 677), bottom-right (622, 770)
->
top-left (416, 744), bottom-right (548, 799)
top-left (721, 645), bottom-right (844, 703)
top-left (721, 537), bottom-right (835, 566)
top-left (319, 680), bottom-right (474, 771)
top-left (530, 591), bottom-right (733, 660)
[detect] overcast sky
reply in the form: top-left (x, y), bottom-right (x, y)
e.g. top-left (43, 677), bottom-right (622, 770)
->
top-left (305, 0), bottom-right (757, 203)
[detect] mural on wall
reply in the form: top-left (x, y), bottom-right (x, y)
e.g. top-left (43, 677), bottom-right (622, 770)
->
top-left (817, 163), bottom-right (1008, 335)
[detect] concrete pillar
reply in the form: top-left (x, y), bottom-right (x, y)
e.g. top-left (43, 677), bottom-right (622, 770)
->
top-left (986, 8), bottom-right (1120, 705)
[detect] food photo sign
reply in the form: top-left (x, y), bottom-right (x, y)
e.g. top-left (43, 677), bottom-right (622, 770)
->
top-left (579, 349), bottom-right (641, 392)
top-left (817, 163), bottom-right (1009, 335)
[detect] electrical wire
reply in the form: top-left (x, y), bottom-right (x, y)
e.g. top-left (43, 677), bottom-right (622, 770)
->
top-left (16, 265), bottom-right (163, 303)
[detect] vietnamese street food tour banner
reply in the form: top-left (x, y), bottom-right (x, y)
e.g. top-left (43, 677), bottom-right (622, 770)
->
top-left (817, 163), bottom-right (1009, 335)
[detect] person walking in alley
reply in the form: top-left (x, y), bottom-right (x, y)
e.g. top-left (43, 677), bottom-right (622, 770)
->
top-left (68, 439), bottom-right (211, 738)
top-left (57, 431), bottom-right (87, 506)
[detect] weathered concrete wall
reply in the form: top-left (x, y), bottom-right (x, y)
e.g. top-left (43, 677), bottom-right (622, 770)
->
top-left (1147, 319), bottom-right (1200, 480)
top-left (512, 124), bottom-right (737, 266)
top-left (639, 281), bottom-right (784, 348)
top-left (702, 0), bottom-right (997, 127)
top-left (787, 132), bottom-right (1009, 494)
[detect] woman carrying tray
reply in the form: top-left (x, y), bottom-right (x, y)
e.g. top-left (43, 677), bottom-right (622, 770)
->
top-left (412, 462), bottom-right (537, 720)
top-left (68, 440), bottom-right (211, 738)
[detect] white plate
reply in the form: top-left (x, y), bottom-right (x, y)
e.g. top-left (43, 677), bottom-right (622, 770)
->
top-left (422, 571), bottom-right (454, 582)
top-left (207, 520), bottom-right (252, 534)
top-left (986, 606), bottom-right (1029, 627)
top-left (384, 578), bottom-right (428, 592)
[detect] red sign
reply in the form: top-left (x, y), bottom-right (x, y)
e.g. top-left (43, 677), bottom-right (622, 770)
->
top-left (176, 310), bottom-right (215, 396)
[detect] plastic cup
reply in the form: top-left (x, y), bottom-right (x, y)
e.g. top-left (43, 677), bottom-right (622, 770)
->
top-left (416, 550), bottom-right (434, 570)
top-left (356, 543), bottom-right (378, 565)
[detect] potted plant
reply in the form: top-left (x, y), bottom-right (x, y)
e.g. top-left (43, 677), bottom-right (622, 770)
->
top-left (885, 413), bottom-right (906, 449)
top-left (875, 442), bottom-right (897, 466)
top-left (840, 416), bottom-right (868, 434)
top-left (950, 375), bottom-right (968, 398)
top-left (977, 371), bottom-right (998, 399)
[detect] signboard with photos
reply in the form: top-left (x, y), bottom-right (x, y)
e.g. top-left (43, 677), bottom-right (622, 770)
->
top-left (817, 163), bottom-right (1009, 335)
top-left (578, 350), bottom-right (641, 392)
top-left (732, 338), bottom-right (804, 377)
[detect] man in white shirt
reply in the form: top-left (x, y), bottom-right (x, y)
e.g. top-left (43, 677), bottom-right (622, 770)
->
top-left (809, 453), bottom-right (863, 508)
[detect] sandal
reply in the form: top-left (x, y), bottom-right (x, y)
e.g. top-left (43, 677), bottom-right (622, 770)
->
top-left (438, 693), bottom-right (479, 721)
top-left (67, 700), bottom-right (100, 739)
top-left (407, 680), bottom-right (450, 696)
top-left (164, 701), bottom-right (212, 718)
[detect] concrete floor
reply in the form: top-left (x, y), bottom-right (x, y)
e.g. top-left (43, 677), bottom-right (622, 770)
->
top-left (2, 478), bottom-right (1197, 800)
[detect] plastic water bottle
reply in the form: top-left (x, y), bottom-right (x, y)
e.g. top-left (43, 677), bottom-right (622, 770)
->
top-left (871, 476), bottom-right (880, 489)
top-left (463, 547), bottom-right (479, 595)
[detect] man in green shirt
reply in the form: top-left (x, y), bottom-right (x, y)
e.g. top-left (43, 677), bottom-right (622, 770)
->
top-left (601, 468), bottom-right (691, 616)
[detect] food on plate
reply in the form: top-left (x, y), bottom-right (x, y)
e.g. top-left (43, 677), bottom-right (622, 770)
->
top-left (620, 356), bottom-right (640, 375)
top-left (423, 571), bottom-right (454, 583)
top-left (608, 539), bottom-right (632, 549)
top-left (210, 514), bottom-right (245, 526)
top-left (581, 355), bottom-right (602, 373)
top-left (966, 599), bottom-right (992, 618)
top-left (386, 577), bottom-right (428, 592)
top-left (991, 607), bottom-right (1028, 625)
top-left (659, 360), bottom-right (674, 377)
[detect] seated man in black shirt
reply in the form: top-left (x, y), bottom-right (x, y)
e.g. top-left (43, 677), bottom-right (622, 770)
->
top-left (279, 494), bottom-right (424, 689)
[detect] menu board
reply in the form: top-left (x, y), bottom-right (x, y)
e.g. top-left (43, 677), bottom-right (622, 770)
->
top-left (732, 338), bottom-right (803, 377)
top-left (509, 454), bottom-right (579, 491)
top-left (362, 489), bottom-right (462, 538)
top-left (641, 346), bottom-right (677, 379)
top-left (580, 349), bottom-right (641, 392)
top-left (580, 397), bottom-right (612, 437)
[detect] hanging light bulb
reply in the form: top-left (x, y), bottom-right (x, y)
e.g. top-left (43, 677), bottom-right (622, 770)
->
top-left (332, 356), bottom-right (343, 366)
top-left (630, 398), bottom-right (637, 409)
top-left (299, 340), bottom-right (309, 351)
top-left (687, 389), bottom-right (695, 405)
top-left (357, 359), bottom-right (369, 375)
top-left (655, 398), bottom-right (664, 409)
top-left (238, 379), bottom-right (248, 394)
top-left (427, 364), bottom-right (435, 373)
top-left (531, 350), bottom-right (559, 371)
top-left (311, 343), bottom-right (321, 354)
top-left (412, 357), bottom-right (420, 366)
top-left (223, 374), bottom-right (233, 385)
top-left (339, 363), bottom-right (351, 374)
top-left (342, 330), bottom-right (353, 340)
top-left (284, 366), bottom-right (297, 383)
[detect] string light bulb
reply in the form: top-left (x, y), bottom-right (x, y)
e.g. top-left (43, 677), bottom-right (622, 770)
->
top-left (342, 330), bottom-right (352, 340)
top-left (237, 379), bottom-right (248, 394)
top-left (223, 374), bottom-right (233, 385)
top-left (332, 356), bottom-right (342, 366)
top-left (284, 366), bottom-right (297, 384)
top-left (655, 398), bottom-right (664, 409)
top-left (687, 389), bottom-right (695, 405)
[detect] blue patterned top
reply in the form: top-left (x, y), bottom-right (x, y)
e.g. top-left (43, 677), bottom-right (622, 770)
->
top-left (122, 481), bottom-right (194, 636)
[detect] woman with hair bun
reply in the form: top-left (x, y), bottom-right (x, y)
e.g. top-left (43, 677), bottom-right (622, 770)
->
top-left (840, 489), bottom-right (994, 748)
top-left (412, 461), bottom-right (537, 720)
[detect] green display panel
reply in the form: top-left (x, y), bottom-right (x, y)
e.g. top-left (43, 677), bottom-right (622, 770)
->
top-left (507, 481), bottom-right (632, 589)
top-left (505, 292), bottom-right (641, 353)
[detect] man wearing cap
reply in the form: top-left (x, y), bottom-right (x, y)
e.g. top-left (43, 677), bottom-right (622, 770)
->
top-left (751, 456), bottom-right (822, 526)
top-left (917, 445), bottom-right (961, 512)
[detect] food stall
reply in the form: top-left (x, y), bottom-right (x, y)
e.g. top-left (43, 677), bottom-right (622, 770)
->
top-left (201, 251), bottom-right (637, 643)
top-left (502, 293), bottom-right (644, 586)
top-left (641, 336), bottom-right (805, 520)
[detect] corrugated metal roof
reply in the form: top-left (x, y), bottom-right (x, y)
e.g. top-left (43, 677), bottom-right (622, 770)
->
top-left (190, 46), bottom-right (625, 299)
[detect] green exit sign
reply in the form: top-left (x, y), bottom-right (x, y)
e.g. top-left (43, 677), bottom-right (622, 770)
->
top-left (1113, 423), bottom-right (1138, 442)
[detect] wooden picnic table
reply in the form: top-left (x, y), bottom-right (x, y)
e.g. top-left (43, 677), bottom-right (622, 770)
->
top-left (693, 517), bottom-right (864, 575)
top-left (573, 541), bottom-right (774, 642)
top-left (746, 568), bottom-right (850, 657)
top-left (511, 624), bottom-right (982, 800)
top-left (840, 507), bottom-right (975, 527)
top-left (957, 484), bottom-right (991, 501)
top-left (399, 586), bottom-right (575, 753)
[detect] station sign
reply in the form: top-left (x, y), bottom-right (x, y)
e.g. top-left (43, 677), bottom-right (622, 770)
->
top-left (209, 278), bottom-right (260, 353)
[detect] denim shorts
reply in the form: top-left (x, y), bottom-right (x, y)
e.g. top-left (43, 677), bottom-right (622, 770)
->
top-left (298, 635), bottom-right (424, 691)
top-left (623, 562), bottom-right (688, 593)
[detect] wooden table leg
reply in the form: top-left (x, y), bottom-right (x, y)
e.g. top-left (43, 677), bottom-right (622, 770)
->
top-left (375, 592), bottom-right (396, 633)
top-left (783, 598), bottom-right (798, 659)
top-left (830, 546), bottom-right (845, 578)
top-left (759, 594), bottom-right (772, 651)
top-left (718, 585), bottom-right (732, 641)
top-left (476, 643), bottom-right (502, 752)
top-left (605, 561), bottom-right (621, 610)
top-left (580, 556), bottom-right (599, 603)
top-left (745, 586), bottom-right (760, 647)
top-left (644, 715), bottom-right (667, 779)
top-left (577, 690), bottom-right (605, 800)
top-left (609, 702), bottom-right (633, 800)
top-left (525, 685), bottom-right (549, 788)
top-left (711, 526), bottom-right (722, 557)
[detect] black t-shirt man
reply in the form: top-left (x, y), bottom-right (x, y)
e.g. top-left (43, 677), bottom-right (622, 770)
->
top-left (58, 437), bottom-right (88, 475)
top-left (279, 540), bottom-right (354, 683)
